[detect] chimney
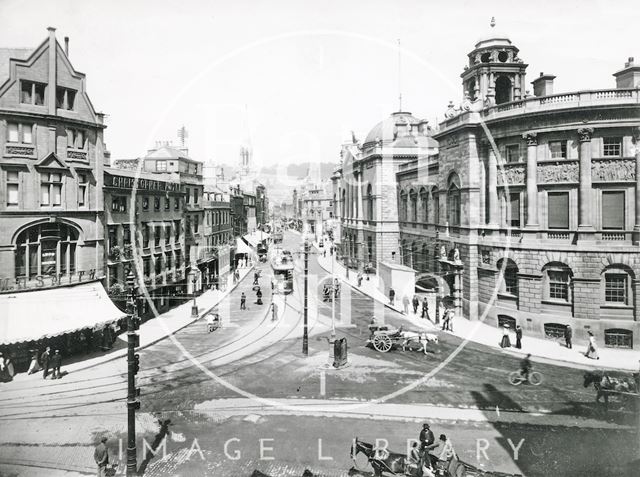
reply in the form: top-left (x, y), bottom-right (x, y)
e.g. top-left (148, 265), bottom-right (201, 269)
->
top-left (613, 57), bottom-right (640, 88)
top-left (531, 72), bottom-right (556, 97)
top-left (64, 36), bottom-right (69, 57)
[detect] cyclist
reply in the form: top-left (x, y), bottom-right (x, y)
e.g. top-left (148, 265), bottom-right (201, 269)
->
top-left (520, 353), bottom-right (532, 382)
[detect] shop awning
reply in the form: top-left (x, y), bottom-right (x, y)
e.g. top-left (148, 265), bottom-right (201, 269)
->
top-left (0, 281), bottom-right (125, 345)
top-left (243, 234), bottom-right (258, 247)
top-left (235, 238), bottom-right (253, 255)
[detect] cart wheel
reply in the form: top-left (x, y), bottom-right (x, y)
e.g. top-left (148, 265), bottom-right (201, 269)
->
top-left (373, 334), bottom-right (392, 352)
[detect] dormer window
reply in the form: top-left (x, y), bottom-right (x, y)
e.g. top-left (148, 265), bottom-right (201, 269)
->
top-left (56, 87), bottom-right (76, 110)
top-left (156, 160), bottom-right (167, 172)
top-left (21, 81), bottom-right (46, 106)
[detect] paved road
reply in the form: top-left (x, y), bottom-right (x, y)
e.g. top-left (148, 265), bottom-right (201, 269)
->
top-left (1, 231), bottom-right (638, 477)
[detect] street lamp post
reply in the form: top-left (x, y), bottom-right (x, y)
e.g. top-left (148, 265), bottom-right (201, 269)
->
top-left (303, 240), bottom-right (309, 355)
top-left (125, 271), bottom-right (140, 476)
top-left (191, 273), bottom-right (198, 317)
top-left (328, 251), bottom-right (337, 365)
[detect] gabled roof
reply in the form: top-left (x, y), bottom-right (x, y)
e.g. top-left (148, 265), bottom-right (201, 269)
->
top-left (34, 152), bottom-right (69, 170)
top-left (145, 146), bottom-right (191, 160)
top-left (0, 48), bottom-right (33, 87)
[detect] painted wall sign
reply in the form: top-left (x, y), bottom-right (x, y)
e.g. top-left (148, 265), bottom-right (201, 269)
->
top-left (105, 173), bottom-right (180, 193)
top-left (0, 269), bottom-right (98, 292)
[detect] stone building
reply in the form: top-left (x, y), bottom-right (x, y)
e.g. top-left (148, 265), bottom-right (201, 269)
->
top-left (202, 186), bottom-right (232, 288)
top-left (398, 27), bottom-right (640, 348)
top-left (331, 113), bottom-right (437, 270)
top-left (103, 167), bottom-right (186, 315)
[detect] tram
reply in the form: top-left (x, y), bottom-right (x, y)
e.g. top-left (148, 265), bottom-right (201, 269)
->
top-left (271, 252), bottom-right (294, 294)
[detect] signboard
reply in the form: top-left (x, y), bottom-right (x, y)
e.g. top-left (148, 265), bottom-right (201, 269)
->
top-left (105, 173), bottom-right (180, 193)
top-left (0, 269), bottom-right (98, 293)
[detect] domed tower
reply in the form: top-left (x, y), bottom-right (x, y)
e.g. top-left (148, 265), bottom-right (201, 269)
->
top-left (461, 17), bottom-right (528, 106)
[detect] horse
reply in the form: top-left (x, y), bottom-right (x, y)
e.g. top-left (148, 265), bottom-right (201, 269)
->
top-left (400, 331), bottom-right (439, 355)
top-left (350, 438), bottom-right (415, 476)
top-left (583, 371), bottom-right (625, 410)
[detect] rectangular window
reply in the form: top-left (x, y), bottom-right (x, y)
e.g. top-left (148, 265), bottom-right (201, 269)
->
top-left (142, 196), bottom-right (149, 210)
top-left (165, 225), bottom-right (171, 245)
top-left (8, 123), bottom-right (19, 142)
top-left (194, 189), bottom-right (199, 204)
top-left (56, 87), bottom-right (76, 110)
top-left (605, 274), bottom-right (627, 303)
top-left (41, 172), bottom-right (62, 206)
top-left (22, 124), bottom-right (33, 144)
top-left (505, 144), bottom-right (521, 163)
top-left (174, 220), bottom-right (180, 242)
top-left (602, 191), bottom-right (624, 230)
top-left (174, 197), bottom-right (180, 210)
top-left (548, 271), bottom-right (569, 301)
top-left (548, 192), bottom-right (569, 229)
top-left (66, 128), bottom-right (86, 149)
top-left (175, 249), bottom-right (182, 267)
top-left (108, 226), bottom-right (118, 250)
top-left (156, 160), bottom-right (167, 172)
top-left (21, 81), bottom-right (46, 105)
top-left (549, 141), bottom-right (567, 159)
top-left (166, 252), bottom-right (173, 269)
top-left (143, 256), bottom-right (151, 277)
top-left (603, 137), bottom-right (622, 157)
top-left (123, 225), bottom-right (131, 245)
top-left (186, 188), bottom-right (191, 204)
top-left (111, 196), bottom-right (126, 213)
top-left (142, 224), bottom-right (149, 248)
top-left (7, 123), bottom-right (33, 144)
top-left (78, 173), bottom-right (88, 206)
top-left (155, 254), bottom-right (162, 275)
top-left (509, 193), bottom-right (520, 227)
top-left (154, 226), bottom-right (161, 247)
top-left (164, 197), bottom-right (170, 210)
top-left (154, 196), bottom-right (160, 211)
top-left (194, 215), bottom-right (199, 233)
top-left (6, 170), bottom-right (19, 205)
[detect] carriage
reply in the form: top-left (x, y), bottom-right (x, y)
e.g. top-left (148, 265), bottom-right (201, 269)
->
top-left (583, 371), bottom-right (640, 411)
top-left (350, 438), bottom-right (484, 477)
top-left (367, 322), bottom-right (438, 354)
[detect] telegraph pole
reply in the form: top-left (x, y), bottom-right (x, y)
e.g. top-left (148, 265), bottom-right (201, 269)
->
top-left (126, 271), bottom-right (141, 476)
top-left (303, 240), bottom-right (309, 355)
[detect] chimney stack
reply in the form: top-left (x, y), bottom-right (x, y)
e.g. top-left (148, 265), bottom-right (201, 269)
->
top-left (64, 36), bottom-right (69, 57)
top-left (531, 72), bottom-right (556, 97)
top-left (613, 57), bottom-right (640, 88)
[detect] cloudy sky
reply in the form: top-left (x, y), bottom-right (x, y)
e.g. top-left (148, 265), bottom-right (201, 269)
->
top-left (0, 0), bottom-right (636, 170)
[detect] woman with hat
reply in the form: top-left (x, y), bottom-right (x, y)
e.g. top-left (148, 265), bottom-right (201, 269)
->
top-left (585, 331), bottom-right (600, 360)
top-left (500, 324), bottom-right (512, 348)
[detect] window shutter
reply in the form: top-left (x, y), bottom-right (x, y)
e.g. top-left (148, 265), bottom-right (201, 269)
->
top-left (602, 191), bottom-right (624, 230)
top-left (548, 192), bottom-right (569, 229)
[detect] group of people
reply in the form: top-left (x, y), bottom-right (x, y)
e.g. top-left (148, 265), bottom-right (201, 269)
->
top-left (407, 423), bottom-right (457, 476)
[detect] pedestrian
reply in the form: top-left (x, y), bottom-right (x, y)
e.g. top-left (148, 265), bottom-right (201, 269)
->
top-left (240, 292), bottom-right (246, 310)
top-left (446, 309), bottom-right (454, 332)
top-left (27, 350), bottom-right (40, 374)
top-left (94, 436), bottom-right (109, 477)
top-left (402, 295), bottom-right (410, 314)
top-left (441, 309), bottom-right (449, 331)
top-left (585, 331), bottom-right (600, 360)
top-left (253, 272), bottom-right (259, 286)
top-left (0, 353), bottom-right (11, 383)
top-left (564, 325), bottom-right (573, 349)
top-left (389, 287), bottom-right (395, 305)
top-left (434, 434), bottom-right (457, 464)
top-left (357, 272), bottom-right (363, 287)
top-left (421, 297), bottom-right (430, 320)
top-left (40, 346), bottom-right (51, 379)
top-left (323, 250), bottom-right (326, 258)
top-left (500, 325), bottom-right (511, 348)
top-left (412, 295), bottom-right (420, 314)
top-left (419, 422), bottom-right (436, 472)
top-left (256, 289), bottom-right (263, 305)
top-left (515, 325), bottom-right (523, 349)
top-left (271, 302), bottom-right (279, 321)
top-left (50, 349), bottom-right (62, 379)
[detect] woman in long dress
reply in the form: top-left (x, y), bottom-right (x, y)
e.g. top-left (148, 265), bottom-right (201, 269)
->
top-left (500, 325), bottom-right (512, 348)
top-left (585, 331), bottom-right (600, 359)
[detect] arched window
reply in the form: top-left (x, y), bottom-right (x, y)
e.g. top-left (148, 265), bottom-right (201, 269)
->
top-left (542, 262), bottom-right (573, 303)
top-left (367, 184), bottom-right (374, 221)
top-left (447, 182), bottom-right (461, 226)
top-left (410, 190), bottom-right (418, 222)
top-left (15, 222), bottom-right (79, 278)
top-left (411, 241), bottom-right (418, 269)
top-left (432, 187), bottom-right (439, 225)
top-left (467, 77), bottom-right (477, 101)
top-left (400, 191), bottom-right (408, 222)
top-left (497, 258), bottom-right (519, 297)
top-left (367, 235), bottom-right (374, 264)
top-left (420, 187), bottom-right (429, 223)
top-left (602, 266), bottom-right (634, 306)
top-left (495, 75), bottom-right (512, 105)
top-left (341, 189), bottom-right (345, 217)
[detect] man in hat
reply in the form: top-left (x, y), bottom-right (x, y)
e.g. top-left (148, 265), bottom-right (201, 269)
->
top-left (94, 436), bottom-right (109, 477)
top-left (564, 325), bottom-right (572, 349)
top-left (240, 292), bottom-right (246, 310)
top-left (419, 423), bottom-right (437, 473)
top-left (515, 325), bottom-right (523, 349)
top-left (50, 350), bottom-right (62, 379)
top-left (40, 346), bottom-right (51, 379)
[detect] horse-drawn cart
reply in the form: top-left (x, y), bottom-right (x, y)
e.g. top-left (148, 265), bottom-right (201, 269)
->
top-left (583, 371), bottom-right (640, 411)
top-left (367, 322), bottom-right (438, 354)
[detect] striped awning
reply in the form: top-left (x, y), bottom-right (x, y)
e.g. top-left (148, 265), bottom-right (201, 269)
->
top-left (0, 281), bottom-right (125, 345)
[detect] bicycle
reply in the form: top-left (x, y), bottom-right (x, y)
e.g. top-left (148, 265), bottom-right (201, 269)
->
top-left (508, 370), bottom-right (542, 386)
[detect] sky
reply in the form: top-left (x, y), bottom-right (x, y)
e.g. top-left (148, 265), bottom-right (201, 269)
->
top-left (0, 0), bottom-right (637, 172)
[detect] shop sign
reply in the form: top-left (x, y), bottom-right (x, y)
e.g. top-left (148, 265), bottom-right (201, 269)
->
top-left (0, 269), bottom-right (97, 292)
top-left (105, 174), bottom-right (179, 193)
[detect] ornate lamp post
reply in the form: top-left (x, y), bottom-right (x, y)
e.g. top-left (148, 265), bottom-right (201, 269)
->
top-left (302, 240), bottom-right (309, 355)
top-left (191, 272), bottom-right (199, 317)
top-left (125, 271), bottom-right (140, 476)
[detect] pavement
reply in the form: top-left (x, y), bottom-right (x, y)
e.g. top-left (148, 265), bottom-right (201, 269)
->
top-left (314, 239), bottom-right (640, 373)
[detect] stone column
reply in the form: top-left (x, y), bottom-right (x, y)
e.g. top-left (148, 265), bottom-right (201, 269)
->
top-left (577, 127), bottom-right (594, 231)
top-left (487, 146), bottom-right (499, 225)
top-left (633, 128), bottom-right (640, 244)
top-left (356, 171), bottom-right (364, 267)
top-left (523, 132), bottom-right (539, 228)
